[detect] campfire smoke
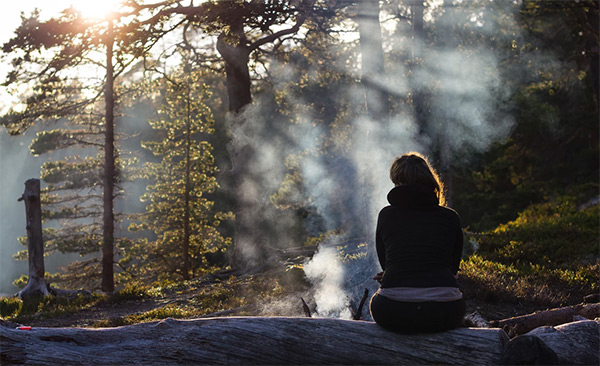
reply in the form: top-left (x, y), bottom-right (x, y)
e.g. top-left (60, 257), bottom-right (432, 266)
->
top-left (303, 245), bottom-right (352, 319)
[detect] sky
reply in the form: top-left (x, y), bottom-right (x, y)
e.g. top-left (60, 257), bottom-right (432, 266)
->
top-left (1, 1), bottom-right (124, 113)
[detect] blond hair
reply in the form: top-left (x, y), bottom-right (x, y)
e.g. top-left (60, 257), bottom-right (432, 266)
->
top-left (390, 152), bottom-right (446, 206)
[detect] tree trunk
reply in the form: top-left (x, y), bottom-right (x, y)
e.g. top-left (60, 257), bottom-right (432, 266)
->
top-left (102, 20), bottom-right (115, 293)
top-left (500, 320), bottom-right (600, 365)
top-left (216, 33), bottom-right (252, 114)
top-left (433, 0), bottom-right (459, 206)
top-left (0, 317), bottom-right (509, 365)
top-left (585, 1), bottom-right (599, 111)
top-left (16, 179), bottom-right (49, 299)
top-left (357, 0), bottom-right (390, 120)
top-left (216, 31), bottom-right (265, 270)
top-left (411, 0), bottom-right (427, 134)
top-left (182, 78), bottom-right (192, 281)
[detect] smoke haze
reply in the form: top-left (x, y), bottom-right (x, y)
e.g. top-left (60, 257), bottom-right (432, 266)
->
top-left (0, 1), bottom-right (545, 316)
top-left (271, 2), bottom-right (520, 318)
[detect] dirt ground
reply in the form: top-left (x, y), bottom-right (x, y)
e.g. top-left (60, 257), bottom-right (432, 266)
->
top-left (12, 274), bottom-right (542, 329)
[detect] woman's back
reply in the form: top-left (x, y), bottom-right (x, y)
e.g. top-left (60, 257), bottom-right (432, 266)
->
top-left (376, 184), bottom-right (463, 289)
top-left (370, 152), bottom-right (466, 333)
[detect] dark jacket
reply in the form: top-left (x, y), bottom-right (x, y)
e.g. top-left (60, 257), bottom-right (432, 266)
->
top-left (376, 184), bottom-right (463, 288)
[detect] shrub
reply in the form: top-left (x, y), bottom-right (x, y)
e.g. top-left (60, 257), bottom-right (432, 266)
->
top-left (0, 297), bottom-right (23, 318)
top-left (478, 198), bottom-right (599, 266)
top-left (461, 196), bottom-right (599, 309)
top-left (111, 282), bottom-right (151, 302)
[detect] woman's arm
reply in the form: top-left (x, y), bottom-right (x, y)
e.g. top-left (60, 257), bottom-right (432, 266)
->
top-left (375, 214), bottom-right (386, 271)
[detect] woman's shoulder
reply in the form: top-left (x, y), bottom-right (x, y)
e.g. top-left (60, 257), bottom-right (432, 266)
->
top-left (378, 205), bottom-right (394, 216)
top-left (437, 205), bottom-right (462, 222)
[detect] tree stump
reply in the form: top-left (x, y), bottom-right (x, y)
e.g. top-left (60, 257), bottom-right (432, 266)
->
top-left (16, 179), bottom-right (49, 299)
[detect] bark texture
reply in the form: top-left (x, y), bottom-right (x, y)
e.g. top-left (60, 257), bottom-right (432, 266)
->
top-left (500, 320), bottom-right (600, 365)
top-left (102, 20), bottom-right (116, 293)
top-left (492, 303), bottom-right (600, 337)
top-left (16, 179), bottom-right (49, 299)
top-left (1, 317), bottom-right (508, 365)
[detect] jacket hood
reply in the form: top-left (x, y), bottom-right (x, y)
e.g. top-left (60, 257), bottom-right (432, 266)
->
top-left (387, 184), bottom-right (439, 208)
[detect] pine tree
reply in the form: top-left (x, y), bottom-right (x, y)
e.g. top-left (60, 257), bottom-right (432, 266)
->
top-left (126, 59), bottom-right (232, 282)
top-left (2, 8), bottom-right (139, 292)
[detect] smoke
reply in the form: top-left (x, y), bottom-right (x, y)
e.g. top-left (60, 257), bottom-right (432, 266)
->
top-left (303, 245), bottom-right (352, 319)
top-left (264, 1), bottom-right (524, 319)
top-left (0, 132), bottom-right (35, 295)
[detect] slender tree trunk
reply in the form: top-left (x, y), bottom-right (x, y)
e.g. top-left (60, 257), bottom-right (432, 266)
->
top-left (102, 19), bottom-right (115, 293)
top-left (358, 0), bottom-right (390, 120)
top-left (17, 179), bottom-right (50, 299)
top-left (434, 0), bottom-right (457, 206)
top-left (182, 79), bottom-right (192, 280)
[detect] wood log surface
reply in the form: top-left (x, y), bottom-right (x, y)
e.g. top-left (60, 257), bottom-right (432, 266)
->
top-left (491, 303), bottom-right (600, 337)
top-left (500, 319), bottom-right (600, 365)
top-left (1, 316), bottom-right (508, 365)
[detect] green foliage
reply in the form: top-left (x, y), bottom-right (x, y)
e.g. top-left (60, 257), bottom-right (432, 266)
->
top-left (6, 293), bottom-right (102, 321)
top-left (89, 273), bottom-right (289, 326)
top-left (31, 293), bottom-right (99, 319)
top-left (461, 197), bottom-right (599, 307)
top-left (123, 56), bottom-right (232, 283)
top-left (0, 297), bottom-right (23, 319)
top-left (12, 275), bottom-right (28, 289)
top-left (481, 198), bottom-right (599, 265)
top-left (110, 282), bottom-right (151, 302)
top-left (123, 304), bottom-right (196, 324)
top-left (452, 1), bottom-right (598, 231)
top-left (18, 296), bottom-right (48, 317)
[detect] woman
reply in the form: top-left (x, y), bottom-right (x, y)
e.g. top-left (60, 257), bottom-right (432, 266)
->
top-left (369, 152), bottom-right (465, 333)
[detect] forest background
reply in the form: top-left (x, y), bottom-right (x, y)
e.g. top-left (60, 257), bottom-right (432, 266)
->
top-left (0, 0), bottom-right (598, 323)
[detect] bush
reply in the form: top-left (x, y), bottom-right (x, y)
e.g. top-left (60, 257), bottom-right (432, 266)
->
top-left (461, 197), bottom-right (599, 309)
top-left (110, 282), bottom-right (151, 302)
top-left (478, 198), bottom-right (599, 266)
top-left (0, 297), bottom-right (23, 318)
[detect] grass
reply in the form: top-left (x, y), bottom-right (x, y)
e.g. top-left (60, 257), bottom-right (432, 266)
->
top-left (0, 282), bottom-right (154, 323)
top-left (89, 272), bottom-right (291, 327)
top-left (1, 292), bottom-right (104, 323)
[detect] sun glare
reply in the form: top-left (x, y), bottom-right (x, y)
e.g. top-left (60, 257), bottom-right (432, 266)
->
top-left (71, 0), bottom-right (123, 19)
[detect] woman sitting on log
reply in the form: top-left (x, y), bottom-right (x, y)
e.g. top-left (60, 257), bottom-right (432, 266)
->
top-left (370, 152), bottom-right (465, 333)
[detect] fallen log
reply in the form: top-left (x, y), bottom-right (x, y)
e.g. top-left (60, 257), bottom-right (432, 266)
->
top-left (500, 319), bottom-right (600, 365)
top-left (1, 317), bottom-right (508, 365)
top-left (491, 303), bottom-right (600, 337)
